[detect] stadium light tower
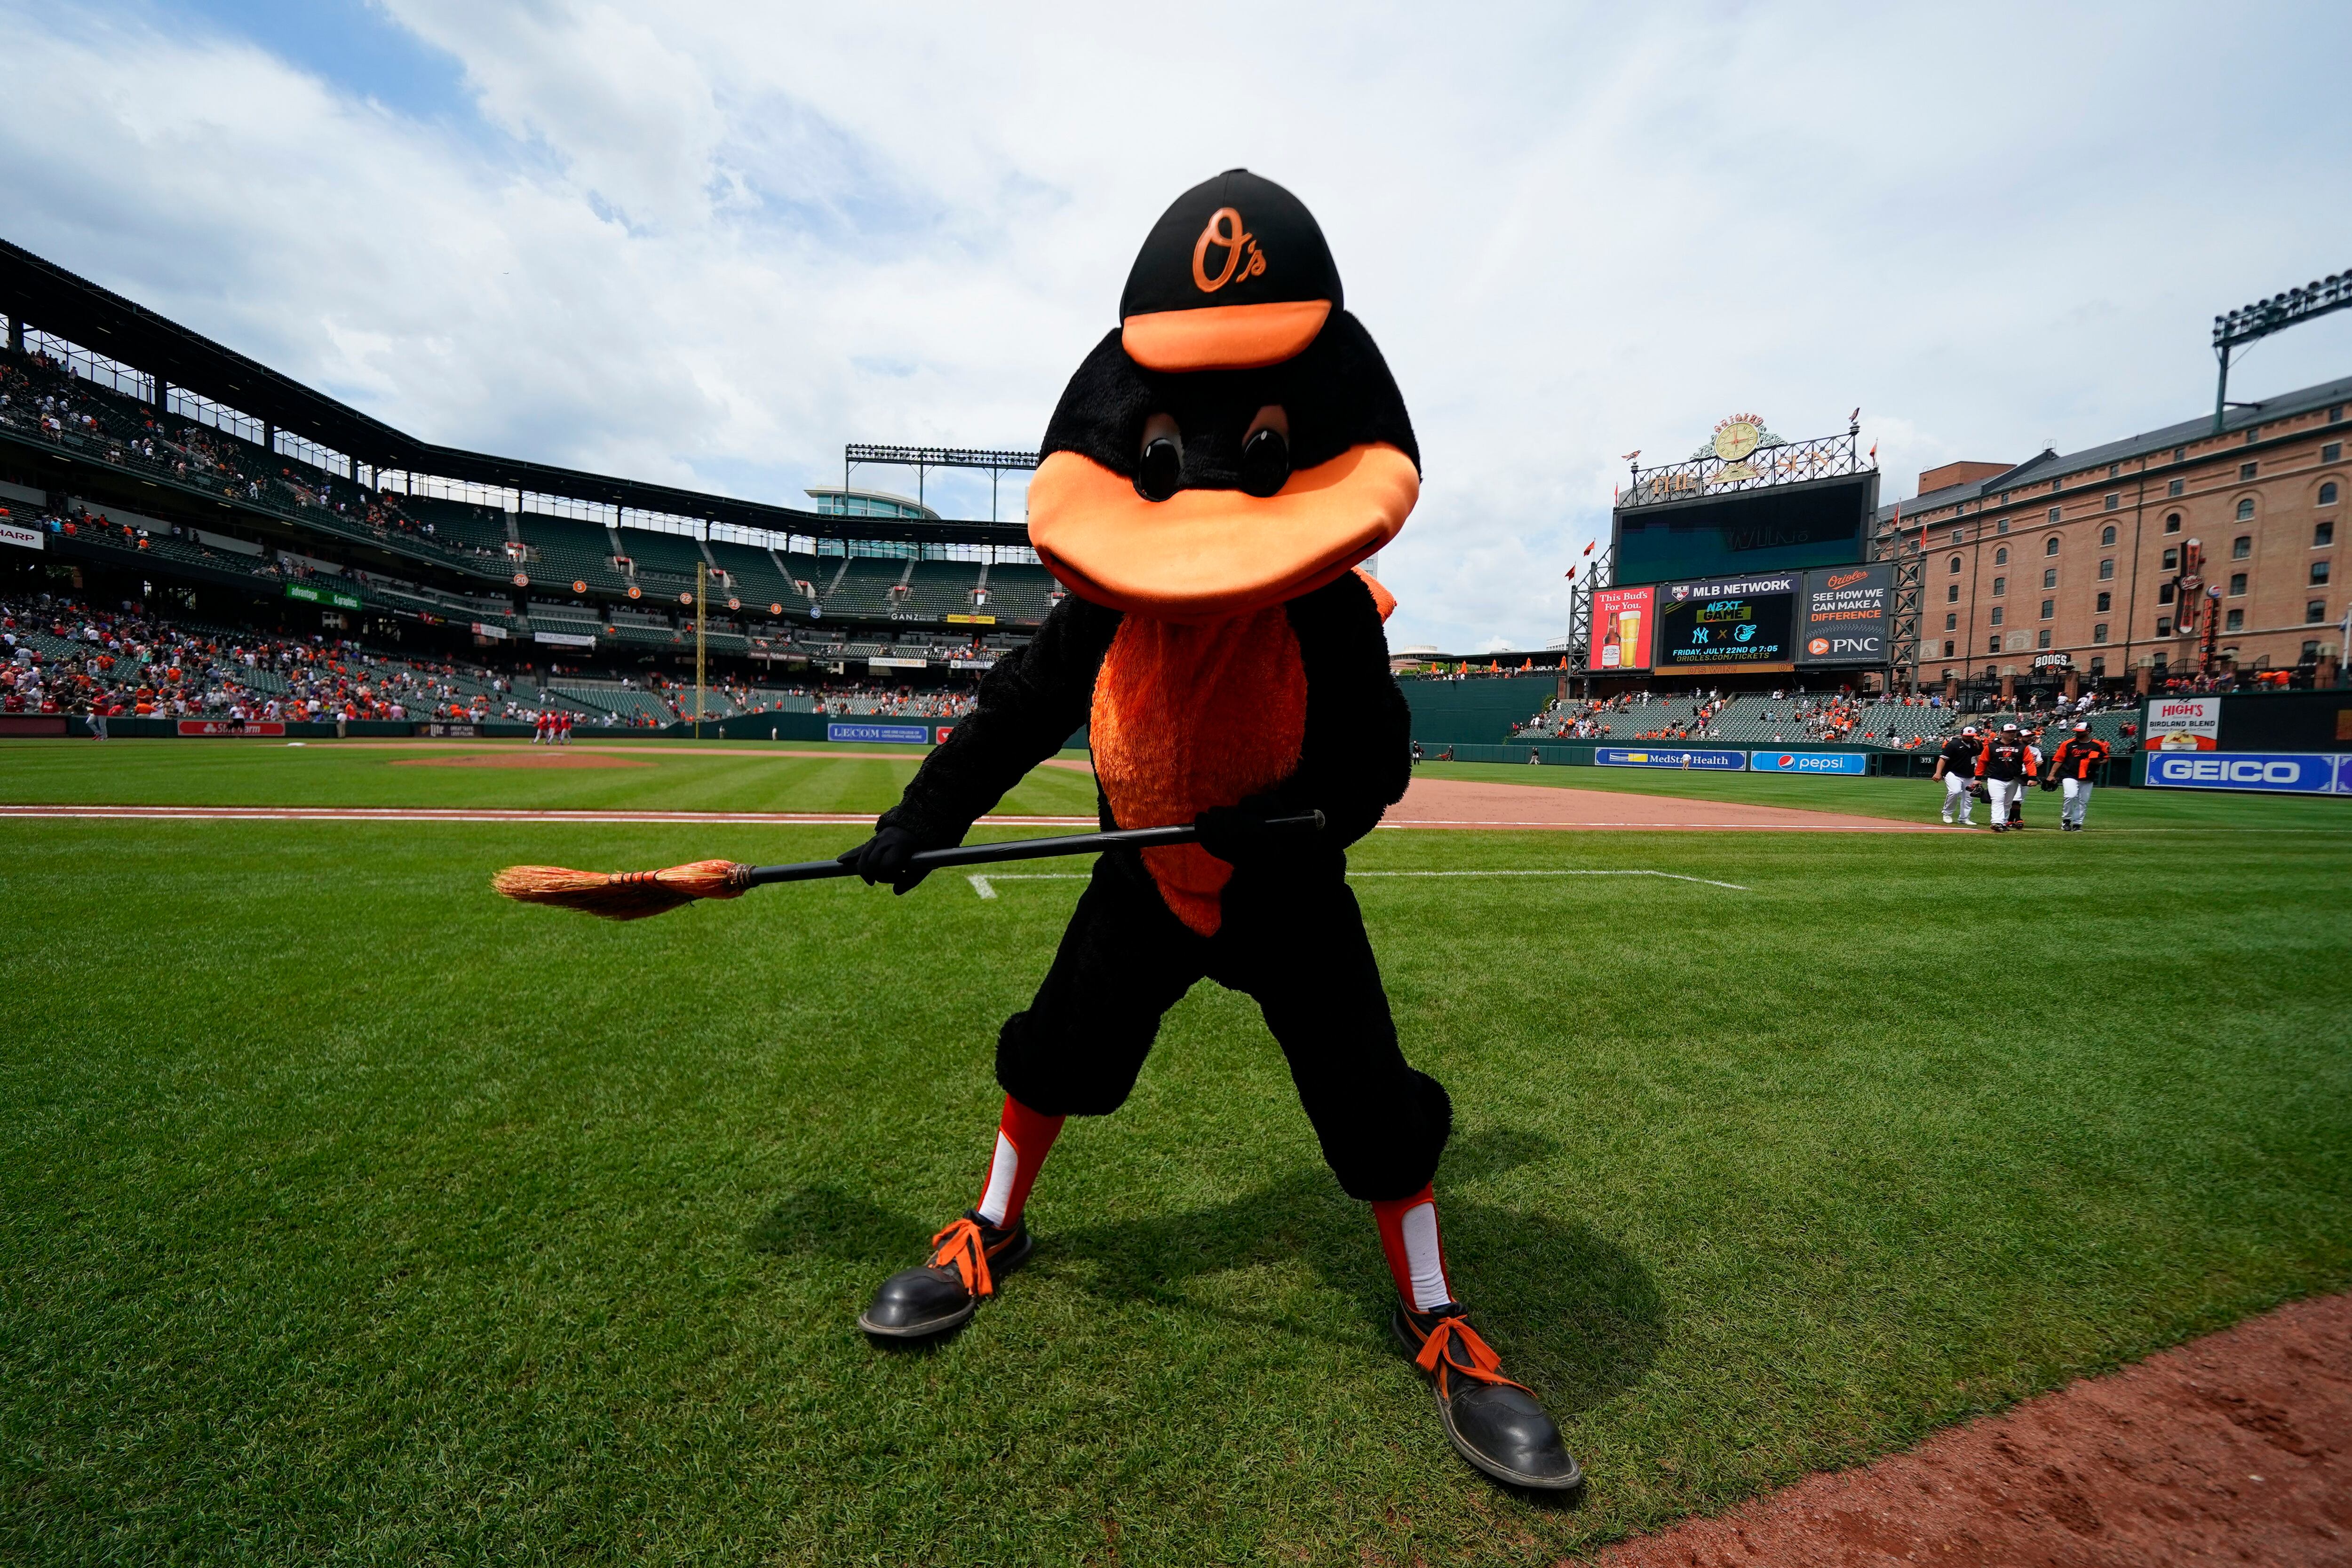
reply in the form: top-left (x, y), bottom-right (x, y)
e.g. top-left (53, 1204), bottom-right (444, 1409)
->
top-left (2212, 269), bottom-right (2351, 432)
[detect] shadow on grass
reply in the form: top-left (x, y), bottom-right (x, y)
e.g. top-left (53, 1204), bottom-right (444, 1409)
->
top-left (748, 1127), bottom-right (1663, 1419)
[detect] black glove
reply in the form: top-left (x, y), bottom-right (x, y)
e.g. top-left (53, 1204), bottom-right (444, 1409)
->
top-left (1194, 796), bottom-right (1288, 867)
top-left (2039, 777), bottom-right (2059, 792)
top-left (838, 824), bottom-right (931, 894)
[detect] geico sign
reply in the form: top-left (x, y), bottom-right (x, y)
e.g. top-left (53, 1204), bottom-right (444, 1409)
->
top-left (2148, 753), bottom-right (2335, 792)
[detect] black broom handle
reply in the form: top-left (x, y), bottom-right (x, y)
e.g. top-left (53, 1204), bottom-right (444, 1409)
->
top-left (739, 811), bottom-right (1327, 887)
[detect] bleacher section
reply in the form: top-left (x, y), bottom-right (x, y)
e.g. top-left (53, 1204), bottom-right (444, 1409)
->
top-left (395, 496), bottom-right (510, 555)
top-left (981, 563), bottom-right (1059, 623)
top-left (517, 513), bottom-right (629, 594)
top-left (900, 561), bottom-right (982, 619)
top-left (706, 539), bottom-right (800, 613)
top-left (827, 557), bottom-right (912, 618)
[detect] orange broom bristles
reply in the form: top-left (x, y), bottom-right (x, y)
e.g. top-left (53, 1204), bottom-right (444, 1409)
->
top-left (491, 858), bottom-right (752, 921)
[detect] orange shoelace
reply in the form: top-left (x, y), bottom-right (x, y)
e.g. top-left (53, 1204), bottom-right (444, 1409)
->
top-left (928, 1217), bottom-right (996, 1299)
top-left (1413, 1316), bottom-right (1531, 1396)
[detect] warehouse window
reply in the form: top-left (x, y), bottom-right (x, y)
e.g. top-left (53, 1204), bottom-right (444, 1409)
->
top-left (2099, 558), bottom-right (2115, 580)
top-left (2096, 591), bottom-right (2112, 612)
top-left (2046, 507), bottom-right (2061, 523)
top-left (2159, 581), bottom-right (2176, 603)
top-left (1997, 519), bottom-right (2010, 534)
top-left (2324, 445), bottom-right (2343, 465)
top-left (2165, 477), bottom-right (2184, 497)
top-left (2108, 463), bottom-right (2120, 477)
top-left (2225, 609), bottom-right (2244, 632)
top-left (2045, 535), bottom-right (2061, 555)
top-left (2037, 629), bottom-right (2052, 649)
top-left (2245, 430), bottom-right (2258, 446)
top-left (2093, 623), bottom-right (2109, 643)
top-left (1950, 528), bottom-right (1964, 544)
top-left (2157, 617), bottom-right (2172, 636)
top-left (2042, 568), bottom-right (2058, 588)
top-left (2233, 535), bottom-right (2251, 559)
top-left (1994, 546), bottom-right (2009, 565)
top-left (2241, 461), bottom-right (2257, 479)
top-left (1948, 554), bottom-right (1962, 573)
top-left (2090, 656), bottom-right (2106, 675)
top-left (2320, 522), bottom-right (2336, 546)
top-left (2229, 573), bottom-right (2247, 595)
top-left (2309, 601), bottom-right (2328, 624)
top-left (1990, 606), bottom-right (2004, 626)
top-left (2165, 512), bottom-right (2182, 533)
top-left (2101, 524), bottom-right (2117, 545)
top-left (1993, 576), bottom-right (2007, 595)
top-left (1944, 612), bottom-right (1957, 630)
top-left (1987, 637), bottom-right (2001, 654)
top-left (2040, 598), bottom-right (2054, 619)
top-left (2321, 481), bottom-right (2339, 505)
top-left (2104, 492), bottom-right (2120, 510)
top-left (2163, 548), bottom-right (2179, 570)
top-left (2315, 561), bottom-right (2333, 585)
top-left (1946, 584), bottom-right (1960, 602)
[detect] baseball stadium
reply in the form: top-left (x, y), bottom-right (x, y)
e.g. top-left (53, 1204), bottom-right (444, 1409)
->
top-left (6, 152), bottom-right (2352, 1568)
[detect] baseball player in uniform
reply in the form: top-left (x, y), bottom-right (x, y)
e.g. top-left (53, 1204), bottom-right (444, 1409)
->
top-left (1932, 724), bottom-right (1983, 825)
top-left (1980, 722), bottom-right (2032, 832)
top-left (2047, 721), bottom-right (2111, 832)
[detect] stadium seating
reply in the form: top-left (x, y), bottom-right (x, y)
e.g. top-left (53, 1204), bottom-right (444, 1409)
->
top-left (900, 561), bottom-right (984, 619)
top-left (827, 557), bottom-right (913, 618)
top-left (978, 562), bottom-right (1060, 623)
top-left (517, 513), bottom-right (630, 594)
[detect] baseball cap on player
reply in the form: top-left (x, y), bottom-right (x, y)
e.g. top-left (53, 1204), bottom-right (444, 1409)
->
top-left (1962, 725), bottom-right (1978, 734)
top-left (2002, 722), bottom-right (2020, 731)
top-left (1118, 169), bottom-right (1340, 371)
top-left (2074, 721), bottom-right (2090, 730)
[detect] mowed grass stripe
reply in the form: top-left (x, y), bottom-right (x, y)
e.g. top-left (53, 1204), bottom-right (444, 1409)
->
top-left (0, 752), bottom-right (2347, 1565)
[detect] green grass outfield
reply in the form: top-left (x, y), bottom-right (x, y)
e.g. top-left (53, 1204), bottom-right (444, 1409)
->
top-left (3, 740), bottom-right (2349, 1565)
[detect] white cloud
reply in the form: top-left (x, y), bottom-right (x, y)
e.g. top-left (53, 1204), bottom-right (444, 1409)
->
top-left (3, 0), bottom-right (2348, 649)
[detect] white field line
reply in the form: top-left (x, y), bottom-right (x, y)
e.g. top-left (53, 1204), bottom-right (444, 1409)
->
top-left (967, 868), bottom-right (1751, 899)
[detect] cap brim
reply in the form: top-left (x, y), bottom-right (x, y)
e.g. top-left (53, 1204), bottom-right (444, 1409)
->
top-left (1029, 441), bottom-right (1415, 620)
top-left (1120, 300), bottom-right (1331, 372)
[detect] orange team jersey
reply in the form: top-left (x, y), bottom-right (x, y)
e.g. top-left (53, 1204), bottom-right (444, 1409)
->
top-left (2053, 737), bottom-right (2110, 779)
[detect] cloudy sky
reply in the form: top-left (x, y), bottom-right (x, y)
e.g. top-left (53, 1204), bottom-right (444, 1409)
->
top-left (5, 0), bottom-right (2349, 650)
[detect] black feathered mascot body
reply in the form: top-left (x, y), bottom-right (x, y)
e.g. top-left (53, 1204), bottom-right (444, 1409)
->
top-left (841, 170), bottom-right (1579, 1491)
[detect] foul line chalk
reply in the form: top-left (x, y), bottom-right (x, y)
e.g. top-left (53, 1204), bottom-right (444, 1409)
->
top-left (968, 868), bottom-right (1751, 899)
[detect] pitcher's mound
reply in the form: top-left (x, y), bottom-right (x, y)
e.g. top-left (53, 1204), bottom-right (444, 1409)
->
top-left (391, 752), bottom-right (652, 769)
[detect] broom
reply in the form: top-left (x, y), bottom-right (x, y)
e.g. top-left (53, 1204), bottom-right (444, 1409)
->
top-left (492, 812), bottom-right (1326, 921)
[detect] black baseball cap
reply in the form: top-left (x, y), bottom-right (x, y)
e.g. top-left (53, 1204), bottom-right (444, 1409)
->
top-left (1119, 169), bottom-right (1341, 372)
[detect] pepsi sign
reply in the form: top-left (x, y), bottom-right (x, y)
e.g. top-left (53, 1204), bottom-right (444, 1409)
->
top-left (2144, 752), bottom-right (2339, 793)
top-left (1748, 750), bottom-right (1867, 775)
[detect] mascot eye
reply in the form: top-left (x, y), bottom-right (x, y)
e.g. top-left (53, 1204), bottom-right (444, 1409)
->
top-left (1239, 405), bottom-right (1290, 499)
top-left (1136, 413), bottom-right (1183, 502)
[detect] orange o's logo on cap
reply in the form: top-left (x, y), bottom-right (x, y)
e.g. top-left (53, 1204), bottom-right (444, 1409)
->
top-left (1191, 206), bottom-right (1267, 294)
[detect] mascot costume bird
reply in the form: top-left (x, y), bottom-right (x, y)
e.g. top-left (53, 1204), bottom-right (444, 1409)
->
top-left (838, 169), bottom-right (1580, 1492)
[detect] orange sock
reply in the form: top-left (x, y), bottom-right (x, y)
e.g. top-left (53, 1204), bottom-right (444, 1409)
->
top-left (974, 1094), bottom-right (1064, 1228)
top-left (1370, 1185), bottom-right (1454, 1311)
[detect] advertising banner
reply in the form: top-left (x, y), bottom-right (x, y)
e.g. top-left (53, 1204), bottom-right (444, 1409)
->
top-left (1595, 747), bottom-right (1746, 770)
top-left (470, 621), bottom-right (509, 640)
top-left (2144, 752), bottom-right (2338, 793)
top-left (868, 657), bottom-right (928, 669)
top-left (2145, 696), bottom-right (2221, 751)
top-left (827, 721), bottom-right (930, 745)
top-left (1653, 574), bottom-right (1798, 668)
top-left (532, 630), bottom-right (597, 648)
top-left (418, 722), bottom-right (481, 737)
top-left (177, 719), bottom-right (285, 736)
top-left (1591, 585), bottom-right (1654, 671)
top-left (286, 582), bottom-right (362, 610)
top-left (1749, 750), bottom-right (1868, 774)
top-left (0, 521), bottom-right (45, 551)
top-left (1796, 563), bottom-right (1891, 665)
top-left (934, 725), bottom-right (959, 744)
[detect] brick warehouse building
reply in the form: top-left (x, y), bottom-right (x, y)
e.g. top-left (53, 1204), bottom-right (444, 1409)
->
top-left (1875, 372), bottom-right (2347, 694)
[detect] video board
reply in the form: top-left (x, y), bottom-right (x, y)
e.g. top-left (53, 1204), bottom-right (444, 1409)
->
top-left (1592, 585), bottom-right (1654, 671)
top-left (1613, 472), bottom-right (1876, 587)
top-left (1653, 574), bottom-right (1799, 668)
top-left (1795, 563), bottom-right (1891, 666)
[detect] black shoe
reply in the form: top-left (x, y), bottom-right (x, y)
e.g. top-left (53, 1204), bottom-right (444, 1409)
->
top-left (1392, 1302), bottom-right (1581, 1492)
top-left (858, 1212), bottom-right (1033, 1341)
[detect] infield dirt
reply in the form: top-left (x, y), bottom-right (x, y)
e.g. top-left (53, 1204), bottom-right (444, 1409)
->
top-left (1597, 1290), bottom-right (2352, 1567)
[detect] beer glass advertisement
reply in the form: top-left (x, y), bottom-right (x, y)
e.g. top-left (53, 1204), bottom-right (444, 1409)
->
top-left (1591, 585), bottom-right (1654, 670)
top-left (1796, 563), bottom-right (1892, 665)
top-left (1653, 575), bottom-right (1798, 668)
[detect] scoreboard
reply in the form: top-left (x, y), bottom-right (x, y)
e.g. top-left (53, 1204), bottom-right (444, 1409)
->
top-left (1613, 472), bottom-right (1875, 587)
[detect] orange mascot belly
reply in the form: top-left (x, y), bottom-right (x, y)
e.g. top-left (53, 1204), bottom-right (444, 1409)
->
top-left (1089, 608), bottom-right (1307, 936)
